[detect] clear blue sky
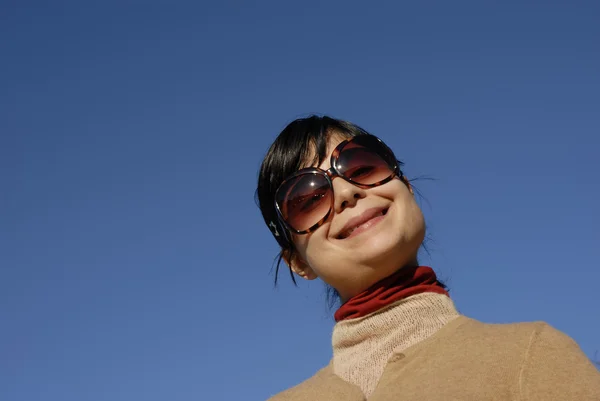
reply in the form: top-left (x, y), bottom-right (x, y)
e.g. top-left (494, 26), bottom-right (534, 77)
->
top-left (1, 1), bottom-right (599, 400)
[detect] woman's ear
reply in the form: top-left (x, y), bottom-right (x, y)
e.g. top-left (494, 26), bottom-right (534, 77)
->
top-left (282, 250), bottom-right (318, 280)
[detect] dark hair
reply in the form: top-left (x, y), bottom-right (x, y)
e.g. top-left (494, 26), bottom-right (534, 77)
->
top-left (255, 115), bottom-right (442, 306)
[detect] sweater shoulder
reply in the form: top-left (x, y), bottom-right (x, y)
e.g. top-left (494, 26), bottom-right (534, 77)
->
top-left (413, 316), bottom-right (552, 361)
top-left (266, 363), bottom-right (363, 401)
top-left (265, 376), bottom-right (317, 401)
top-left (266, 365), bottom-right (332, 401)
top-left (265, 372), bottom-right (318, 401)
top-left (451, 316), bottom-right (550, 343)
top-left (520, 320), bottom-right (600, 399)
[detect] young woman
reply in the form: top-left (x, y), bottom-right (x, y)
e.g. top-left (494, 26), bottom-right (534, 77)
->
top-left (256, 116), bottom-right (600, 400)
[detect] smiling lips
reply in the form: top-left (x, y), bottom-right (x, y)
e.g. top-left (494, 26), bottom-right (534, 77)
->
top-left (336, 207), bottom-right (389, 239)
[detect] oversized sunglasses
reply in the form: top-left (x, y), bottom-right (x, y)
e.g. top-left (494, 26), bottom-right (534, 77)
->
top-left (273, 135), bottom-right (401, 235)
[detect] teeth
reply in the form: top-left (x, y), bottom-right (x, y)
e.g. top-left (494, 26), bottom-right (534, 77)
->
top-left (339, 210), bottom-right (386, 239)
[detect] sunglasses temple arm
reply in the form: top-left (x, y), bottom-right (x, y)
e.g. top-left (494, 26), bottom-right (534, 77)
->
top-left (270, 214), bottom-right (293, 244)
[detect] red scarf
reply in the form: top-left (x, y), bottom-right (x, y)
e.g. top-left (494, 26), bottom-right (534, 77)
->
top-left (334, 266), bottom-right (448, 322)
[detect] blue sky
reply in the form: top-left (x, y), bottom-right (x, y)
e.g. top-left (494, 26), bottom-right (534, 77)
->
top-left (1, 1), bottom-right (599, 400)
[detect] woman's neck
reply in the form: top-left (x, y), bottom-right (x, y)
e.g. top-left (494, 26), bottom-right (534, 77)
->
top-left (338, 259), bottom-right (421, 304)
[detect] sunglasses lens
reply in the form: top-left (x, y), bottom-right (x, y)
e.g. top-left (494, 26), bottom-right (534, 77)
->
top-left (276, 173), bottom-right (332, 232)
top-left (336, 136), bottom-right (396, 185)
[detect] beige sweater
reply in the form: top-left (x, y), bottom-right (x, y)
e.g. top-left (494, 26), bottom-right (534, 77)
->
top-left (332, 293), bottom-right (459, 397)
top-left (268, 296), bottom-right (600, 400)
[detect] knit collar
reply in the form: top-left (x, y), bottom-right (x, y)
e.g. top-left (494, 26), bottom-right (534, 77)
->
top-left (331, 292), bottom-right (459, 397)
top-left (334, 266), bottom-right (448, 322)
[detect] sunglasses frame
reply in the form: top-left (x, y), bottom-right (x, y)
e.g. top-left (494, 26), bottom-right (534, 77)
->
top-left (273, 135), bottom-right (402, 235)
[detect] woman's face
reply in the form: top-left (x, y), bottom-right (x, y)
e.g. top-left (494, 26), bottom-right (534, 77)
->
top-left (287, 134), bottom-right (426, 301)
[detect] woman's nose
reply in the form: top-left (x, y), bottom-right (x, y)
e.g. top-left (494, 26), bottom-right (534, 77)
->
top-left (332, 178), bottom-right (366, 213)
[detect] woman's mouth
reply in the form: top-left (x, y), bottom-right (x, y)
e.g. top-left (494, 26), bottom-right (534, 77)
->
top-left (336, 208), bottom-right (389, 240)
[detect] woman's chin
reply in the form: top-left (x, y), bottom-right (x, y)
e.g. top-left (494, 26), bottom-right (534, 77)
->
top-left (351, 227), bottom-right (424, 270)
top-left (351, 234), bottom-right (401, 262)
